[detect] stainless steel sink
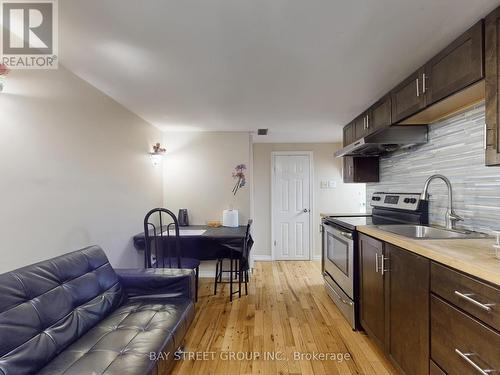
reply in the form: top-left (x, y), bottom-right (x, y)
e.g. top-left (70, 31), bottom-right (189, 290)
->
top-left (376, 225), bottom-right (489, 240)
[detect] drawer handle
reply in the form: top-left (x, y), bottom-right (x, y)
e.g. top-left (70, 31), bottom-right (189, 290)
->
top-left (455, 349), bottom-right (495, 375)
top-left (454, 291), bottom-right (494, 312)
top-left (327, 283), bottom-right (354, 306)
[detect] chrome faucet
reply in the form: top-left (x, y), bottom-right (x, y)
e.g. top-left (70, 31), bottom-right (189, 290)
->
top-left (420, 174), bottom-right (463, 230)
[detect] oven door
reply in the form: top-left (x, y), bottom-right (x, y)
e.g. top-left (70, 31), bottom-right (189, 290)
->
top-left (323, 222), bottom-right (354, 298)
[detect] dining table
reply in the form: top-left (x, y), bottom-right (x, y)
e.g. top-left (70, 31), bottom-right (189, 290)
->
top-left (132, 225), bottom-right (253, 262)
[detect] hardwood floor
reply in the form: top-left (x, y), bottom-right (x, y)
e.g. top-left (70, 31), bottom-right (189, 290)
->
top-left (172, 261), bottom-right (397, 375)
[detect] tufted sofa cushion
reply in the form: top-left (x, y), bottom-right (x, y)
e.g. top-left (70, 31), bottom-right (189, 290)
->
top-left (0, 246), bottom-right (124, 374)
top-left (37, 297), bottom-right (194, 375)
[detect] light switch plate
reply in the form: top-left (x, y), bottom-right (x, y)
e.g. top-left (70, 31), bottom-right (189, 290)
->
top-left (328, 180), bottom-right (337, 188)
top-left (320, 181), bottom-right (328, 189)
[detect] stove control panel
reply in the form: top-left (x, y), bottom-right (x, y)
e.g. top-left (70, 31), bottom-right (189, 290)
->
top-left (370, 192), bottom-right (422, 211)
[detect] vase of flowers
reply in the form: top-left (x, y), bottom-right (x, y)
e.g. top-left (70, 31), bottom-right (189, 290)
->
top-left (232, 164), bottom-right (247, 195)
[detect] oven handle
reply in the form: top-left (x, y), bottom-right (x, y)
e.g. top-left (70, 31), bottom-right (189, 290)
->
top-left (323, 222), bottom-right (353, 241)
top-left (324, 274), bottom-right (354, 306)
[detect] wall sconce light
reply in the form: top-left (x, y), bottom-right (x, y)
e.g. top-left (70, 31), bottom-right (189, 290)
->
top-left (149, 143), bottom-right (166, 166)
top-left (0, 64), bottom-right (10, 92)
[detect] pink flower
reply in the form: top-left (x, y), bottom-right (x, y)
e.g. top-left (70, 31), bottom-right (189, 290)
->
top-left (0, 64), bottom-right (9, 76)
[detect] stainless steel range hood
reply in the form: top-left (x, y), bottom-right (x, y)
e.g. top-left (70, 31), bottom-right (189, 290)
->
top-left (334, 125), bottom-right (428, 157)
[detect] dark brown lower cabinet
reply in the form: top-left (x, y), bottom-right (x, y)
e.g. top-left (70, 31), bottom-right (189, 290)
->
top-left (431, 295), bottom-right (500, 375)
top-left (359, 236), bottom-right (500, 375)
top-left (385, 244), bottom-right (430, 375)
top-left (359, 237), bottom-right (430, 375)
top-left (430, 361), bottom-right (446, 375)
top-left (359, 234), bottom-right (385, 348)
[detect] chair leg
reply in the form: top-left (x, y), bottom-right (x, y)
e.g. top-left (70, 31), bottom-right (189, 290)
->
top-left (230, 258), bottom-right (233, 302)
top-left (238, 259), bottom-right (242, 298)
top-left (214, 260), bottom-right (219, 295)
top-left (245, 269), bottom-right (248, 295)
top-left (195, 266), bottom-right (199, 302)
top-left (218, 260), bottom-right (222, 283)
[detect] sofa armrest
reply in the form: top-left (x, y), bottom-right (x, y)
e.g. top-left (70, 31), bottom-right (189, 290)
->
top-left (115, 268), bottom-right (195, 302)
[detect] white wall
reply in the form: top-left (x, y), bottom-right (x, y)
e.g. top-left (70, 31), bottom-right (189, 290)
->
top-left (162, 132), bottom-right (251, 224)
top-left (252, 143), bottom-right (366, 259)
top-left (0, 67), bottom-right (163, 272)
top-left (162, 132), bottom-right (252, 276)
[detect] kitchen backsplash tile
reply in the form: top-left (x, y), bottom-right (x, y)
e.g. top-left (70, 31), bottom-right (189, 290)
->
top-left (366, 103), bottom-right (500, 233)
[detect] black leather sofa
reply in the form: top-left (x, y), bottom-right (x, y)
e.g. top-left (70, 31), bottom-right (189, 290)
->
top-left (0, 246), bottom-right (196, 375)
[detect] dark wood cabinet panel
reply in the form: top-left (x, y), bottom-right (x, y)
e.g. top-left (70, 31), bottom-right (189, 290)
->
top-left (431, 295), bottom-right (500, 375)
top-left (391, 68), bottom-right (427, 123)
top-left (354, 113), bottom-right (368, 140)
top-left (359, 234), bottom-right (385, 350)
top-left (342, 157), bottom-right (379, 183)
top-left (426, 21), bottom-right (484, 105)
top-left (358, 237), bottom-right (500, 375)
top-left (343, 122), bottom-right (355, 146)
top-left (485, 7), bottom-right (500, 165)
top-left (431, 262), bottom-right (499, 331)
top-left (430, 361), bottom-right (446, 375)
top-left (343, 157), bottom-right (354, 182)
top-left (368, 95), bottom-right (392, 133)
top-left (386, 244), bottom-right (430, 375)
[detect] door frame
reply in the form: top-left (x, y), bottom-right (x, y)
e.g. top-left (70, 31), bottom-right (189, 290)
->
top-left (271, 151), bottom-right (314, 261)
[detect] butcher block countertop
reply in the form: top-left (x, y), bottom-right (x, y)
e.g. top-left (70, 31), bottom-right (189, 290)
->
top-left (358, 225), bottom-right (500, 286)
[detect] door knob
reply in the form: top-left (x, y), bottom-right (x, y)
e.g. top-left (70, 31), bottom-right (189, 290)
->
top-left (303, 209), bottom-right (310, 213)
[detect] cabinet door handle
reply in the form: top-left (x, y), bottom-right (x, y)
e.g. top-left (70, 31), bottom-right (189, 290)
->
top-left (381, 256), bottom-right (389, 275)
top-left (363, 116), bottom-right (367, 130)
top-left (348, 165), bottom-right (353, 176)
top-left (375, 253), bottom-right (379, 273)
top-left (416, 78), bottom-right (420, 97)
top-left (422, 73), bottom-right (426, 94)
top-left (366, 115), bottom-right (369, 129)
top-left (455, 349), bottom-right (495, 375)
top-left (454, 291), bottom-right (494, 312)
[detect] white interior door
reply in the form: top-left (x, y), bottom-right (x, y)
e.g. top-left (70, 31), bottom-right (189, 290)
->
top-left (272, 153), bottom-right (312, 260)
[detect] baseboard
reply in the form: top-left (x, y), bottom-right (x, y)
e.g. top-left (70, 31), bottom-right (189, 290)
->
top-left (252, 255), bottom-right (273, 261)
top-left (251, 254), bottom-right (320, 261)
top-left (198, 270), bottom-right (216, 278)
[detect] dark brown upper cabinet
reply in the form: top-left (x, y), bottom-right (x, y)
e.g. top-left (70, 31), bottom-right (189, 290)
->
top-left (343, 122), bottom-right (355, 146)
top-left (354, 112), bottom-right (370, 140)
top-left (340, 13), bottom-right (496, 165)
top-left (485, 7), bottom-right (500, 166)
top-left (342, 156), bottom-right (379, 183)
top-left (368, 95), bottom-right (392, 132)
top-left (425, 21), bottom-right (484, 106)
top-left (390, 67), bottom-right (427, 123)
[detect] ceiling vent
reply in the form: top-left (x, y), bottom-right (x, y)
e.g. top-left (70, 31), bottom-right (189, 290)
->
top-left (257, 128), bottom-right (268, 136)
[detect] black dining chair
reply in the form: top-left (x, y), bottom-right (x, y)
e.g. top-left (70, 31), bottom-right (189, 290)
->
top-left (214, 219), bottom-right (253, 301)
top-left (143, 208), bottom-right (200, 301)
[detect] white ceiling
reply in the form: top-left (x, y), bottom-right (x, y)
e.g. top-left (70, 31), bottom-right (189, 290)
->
top-left (60, 0), bottom-right (499, 143)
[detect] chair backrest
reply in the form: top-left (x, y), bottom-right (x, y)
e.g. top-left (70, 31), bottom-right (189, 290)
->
top-left (0, 246), bottom-right (123, 374)
top-left (242, 219), bottom-right (253, 265)
top-left (143, 208), bottom-right (181, 269)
